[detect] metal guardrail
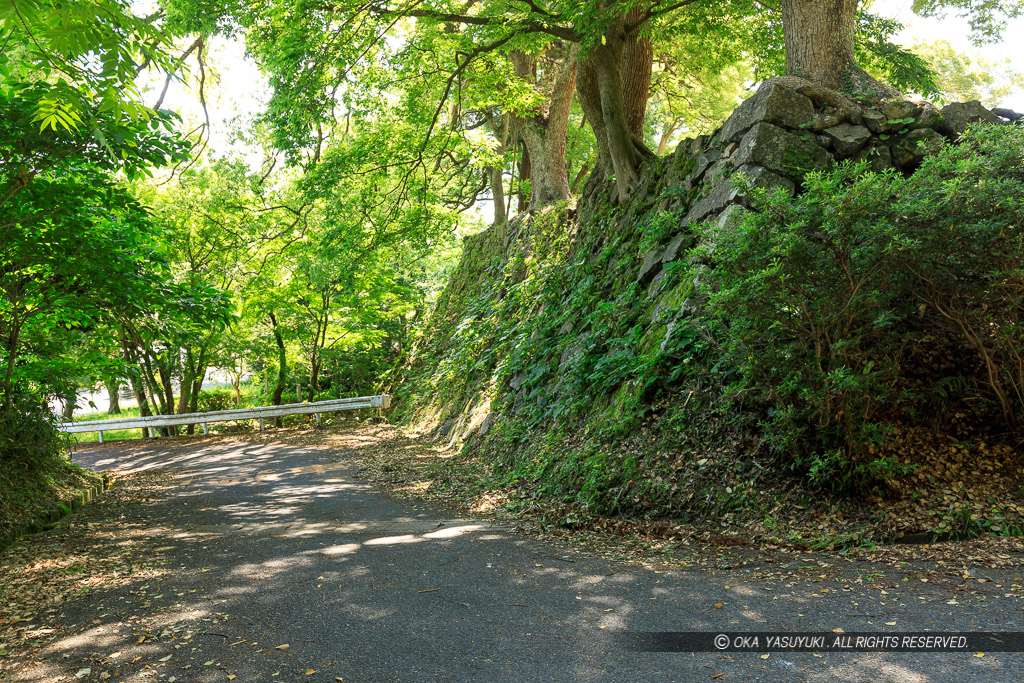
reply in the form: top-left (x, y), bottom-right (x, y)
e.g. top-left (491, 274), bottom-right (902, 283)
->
top-left (59, 394), bottom-right (392, 442)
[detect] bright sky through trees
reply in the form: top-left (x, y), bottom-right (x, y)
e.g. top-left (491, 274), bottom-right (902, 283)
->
top-left (877, 0), bottom-right (1024, 109)
top-left (145, 0), bottom-right (1023, 165)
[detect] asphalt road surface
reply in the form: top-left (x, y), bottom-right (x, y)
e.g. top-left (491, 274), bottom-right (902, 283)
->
top-left (26, 440), bottom-right (1024, 681)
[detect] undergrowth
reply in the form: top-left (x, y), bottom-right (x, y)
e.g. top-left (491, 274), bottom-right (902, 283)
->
top-left (395, 125), bottom-right (1024, 527)
top-left (0, 399), bottom-right (94, 548)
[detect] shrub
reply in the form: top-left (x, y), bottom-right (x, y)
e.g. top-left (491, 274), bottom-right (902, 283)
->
top-left (0, 398), bottom-right (86, 547)
top-left (0, 398), bottom-right (70, 463)
top-left (694, 124), bottom-right (1024, 490)
top-left (196, 389), bottom-right (235, 413)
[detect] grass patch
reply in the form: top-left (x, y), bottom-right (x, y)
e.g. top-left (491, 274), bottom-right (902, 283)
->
top-left (75, 407), bottom-right (143, 421)
top-left (72, 428), bottom-right (147, 444)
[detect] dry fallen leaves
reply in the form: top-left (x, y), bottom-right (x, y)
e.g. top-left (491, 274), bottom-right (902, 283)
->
top-left (0, 469), bottom-right (173, 672)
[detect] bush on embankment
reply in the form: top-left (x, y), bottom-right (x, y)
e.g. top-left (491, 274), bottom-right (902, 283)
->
top-left (0, 398), bottom-right (94, 547)
top-left (696, 124), bottom-right (1024, 491)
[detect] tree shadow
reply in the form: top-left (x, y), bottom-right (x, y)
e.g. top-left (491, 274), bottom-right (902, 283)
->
top-left (12, 440), bottom-right (1018, 682)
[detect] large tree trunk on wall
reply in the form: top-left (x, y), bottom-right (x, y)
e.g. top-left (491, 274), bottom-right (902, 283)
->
top-left (519, 117), bottom-right (570, 206)
top-left (781, 0), bottom-right (898, 96)
top-left (510, 48), bottom-right (577, 209)
top-left (781, 0), bottom-right (858, 90)
top-left (577, 58), bottom-right (610, 175)
top-left (622, 5), bottom-right (653, 140)
top-left (577, 9), bottom-right (654, 203)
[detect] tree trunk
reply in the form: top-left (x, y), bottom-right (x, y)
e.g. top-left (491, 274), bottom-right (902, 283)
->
top-left (516, 144), bottom-right (531, 212)
top-left (176, 348), bottom-right (195, 417)
top-left (125, 370), bottom-right (153, 439)
top-left (590, 42), bottom-right (646, 201)
top-left (781, 0), bottom-right (859, 90)
top-left (142, 348), bottom-right (176, 436)
top-left (577, 58), bottom-right (611, 176)
top-left (622, 5), bottom-right (653, 141)
top-left (577, 11), bottom-right (654, 203)
top-left (61, 389), bottom-right (76, 421)
top-left (570, 162), bottom-right (590, 194)
top-left (155, 364), bottom-right (175, 415)
top-left (121, 335), bottom-right (153, 436)
top-left (519, 120), bottom-right (570, 206)
top-left (510, 48), bottom-right (577, 209)
top-left (484, 113), bottom-right (510, 225)
top-left (104, 378), bottom-right (121, 415)
top-left (188, 366), bottom-right (205, 415)
top-left (187, 348), bottom-right (207, 419)
top-left (309, 356), bottom-right (321, 401)
top-left (128, 371), bottom-right (152, 418)
top-left (270, 311), bottom-right (286, 427)
top-left (308, 293), bottom-right (330, 402)
top-left (489, 165), bottom-right (506, 225)
top-left (177, 345), bottom-right (209, 435)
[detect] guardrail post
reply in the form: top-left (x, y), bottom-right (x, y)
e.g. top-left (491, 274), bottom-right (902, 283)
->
top-left (98, 431), bottom-right (104, 444)
top-left (258, 419), bottom-right (264, 432)
top-left (315, 413), bottom-right (321, 426)
top-left (202, 423), bottom-right (208, 435)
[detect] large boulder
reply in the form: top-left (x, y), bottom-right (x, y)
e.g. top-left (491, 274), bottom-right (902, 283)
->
top-left (882, 100), bottom-right (922, 122)
top-left (732, 122), bottom-right (833, 181)
top-left (824, 122), bottom-right (871, 156)
top-left (912, 105), bottom-right (945, 131)
top-left (861, 108), bottom-right (887, 133)
top-left (892, 128), bottom-right (945, 167)
top-left (852, 141), bottom-right (892, 173)
top-left (683, 163), bottom-right (795, 225)
top-left (719, 81), bottom-right (815, 144)
top-left (938, 101), bottom-right (1000, 138)
top-left (636, 248), bottom-right (664, 286)
top-left (637, 233), bottom-right (697, 287)
top-left (690, 147), bottom-right (722, 185)
top-left (660, 234), bottom-right (693, 264)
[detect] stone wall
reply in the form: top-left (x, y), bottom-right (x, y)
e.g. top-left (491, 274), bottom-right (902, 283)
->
top-left (395, 78), bottom-right (1018, 449)
top-left (625, 78), bottom-right (1017, 288)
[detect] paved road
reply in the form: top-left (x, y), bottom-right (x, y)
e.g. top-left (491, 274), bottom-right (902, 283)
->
top-left (34, 440), bottom-right (1024, 681)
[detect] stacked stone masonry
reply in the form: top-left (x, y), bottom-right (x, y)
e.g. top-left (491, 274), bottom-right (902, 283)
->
top-left (632, 78), bottom-right (1020, 292)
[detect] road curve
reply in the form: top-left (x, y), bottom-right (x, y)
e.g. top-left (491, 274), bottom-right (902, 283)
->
top-left (17, 438), bottom-right (1023, 682)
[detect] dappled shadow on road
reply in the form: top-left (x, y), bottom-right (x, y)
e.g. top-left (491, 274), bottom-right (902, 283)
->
top-left (5, 439), bottom-right (1020, 681)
